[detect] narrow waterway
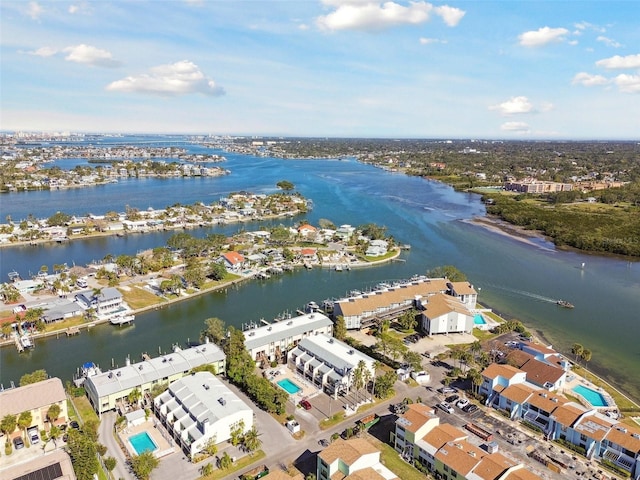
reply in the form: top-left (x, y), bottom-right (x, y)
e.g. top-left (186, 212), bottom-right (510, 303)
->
top-left (2, 146), bottom-right (639, 402)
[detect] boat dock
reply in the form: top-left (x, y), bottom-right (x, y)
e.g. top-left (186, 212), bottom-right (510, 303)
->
top-left (14, 336), bottom-right (24, 353)
top-left (66, 327), bottom-right (80, 336)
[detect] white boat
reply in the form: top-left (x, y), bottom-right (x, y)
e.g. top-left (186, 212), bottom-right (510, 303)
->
top-left (20, 335), bottom-right (33, 349)
top-left (110, 314), bottom-right (135, 325)
top-left (334, 265), bottom-right (343, 272)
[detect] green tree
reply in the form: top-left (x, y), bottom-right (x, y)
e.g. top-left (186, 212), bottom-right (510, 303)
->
top-left (571, 343), bottom-right (584, 364)
top-left (427, 265), bottom-right (467, 282)
top-left (104, 456), bottom-right (117, 473)
top-left (208, 262), bottom-right (227, 281)
top-left (47, 211), bottom-right (72, 226)
top-left (19, 369), bottom-right (48, 386)
top-left (467, 368), bottom-right (483, 395)
top-left (398, 309), bottom-right (418, 331)
top-left (18, 411), bottom-right (33, 446)
top-left (403, 350), bottom-right (423, 372)
top-left (276, 180), bottom-right (295, 191)
top-left (218, 452), bottom-right (233, 470)
top-left (65, 428), bottom-right (99, 480)
top-left (230, 420), bottom-right (245, 447)
top-left (334, 316), bottom-right (347, 341)
top-left (46, 404), bottom-right (61, 423)
top-left (373, 371), bottom-right (397, 399)
top-left (201, 317), bottom-right (226, 345)
top-left (581, 348), bottom-right (592, 368)
top-left (200, 462), bottom-right (214, 477)
top-left (128, 388), bottom-right (142, 407)
top-left (1, 414), bottom-right (17, 443)
top-left (242, 426), bottom-right (262, 453)
top-left (130, 451), bottom-right (159, 480)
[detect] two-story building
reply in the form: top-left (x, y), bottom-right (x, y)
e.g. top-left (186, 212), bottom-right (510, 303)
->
top-left (317, 438), bottom-right (398, 480)
top-left (84, 342), bottom-right (226, 414)
top-left (243, 312), bottom-right (333, 365)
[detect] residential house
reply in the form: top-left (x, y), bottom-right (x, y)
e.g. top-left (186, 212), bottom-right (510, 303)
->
top-left (418, 293), bottom-right (474, 336)
top-left (297, 224), bottom-right (317, 239)
top-left (154, 372), bottom-right (253, 459)
top-left (447, 281), bottom-right (478, 309)
top-left (317, 438), bottom-right (398, 480)
top-left (365, 239), bottom-right (388, 257)
top-left (519, 358), bottom-right (567, 391)
top-left (219, 251), bottom-right (245, 273)
top-left (75, 287), bottom-right (125, 318)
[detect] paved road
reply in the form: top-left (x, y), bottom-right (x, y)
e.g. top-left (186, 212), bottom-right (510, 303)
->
top-left (99, 411), bottom-right (134, 480)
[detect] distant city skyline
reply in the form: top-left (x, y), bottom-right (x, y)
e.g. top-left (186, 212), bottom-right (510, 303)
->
top-left (1, 1), bottom-right (639, 139)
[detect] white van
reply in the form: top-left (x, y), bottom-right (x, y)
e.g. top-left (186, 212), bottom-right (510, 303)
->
top-left (76, 278), bottom-right (88, 288)
top-left (28, 427), bottom-right (39, 444)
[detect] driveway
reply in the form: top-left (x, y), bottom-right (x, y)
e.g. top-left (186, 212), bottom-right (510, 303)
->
top-left (99, 411), bottom-right (134, 480)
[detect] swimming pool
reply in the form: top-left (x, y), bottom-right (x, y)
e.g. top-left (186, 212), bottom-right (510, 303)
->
top-left (277, 378), bottom-right (302, 394)
top-left (474, 314), bottom-right (487, 325)
top-left (573, 385), bottom-right (608, 407)
top-left (129, 431), bottom-right (158, 455)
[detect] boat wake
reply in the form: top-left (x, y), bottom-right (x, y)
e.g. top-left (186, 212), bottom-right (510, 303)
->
top-left (487, 284), bottom-right (558, 304)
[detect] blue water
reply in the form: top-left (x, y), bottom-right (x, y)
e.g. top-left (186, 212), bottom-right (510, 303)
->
top-left (277, 378), bottom-right (301, 394)
top-left (474, 314), bottom-right (487, 325)
top-left (572, 385), bottom-right (608, 407)
top-left (1, 137), bottom-right (640, 403)
top-left (129, 431), bottom-right (157, 455)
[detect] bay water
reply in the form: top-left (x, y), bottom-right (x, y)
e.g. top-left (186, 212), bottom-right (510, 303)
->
top-left (1, 145), bottom-right (639, 402)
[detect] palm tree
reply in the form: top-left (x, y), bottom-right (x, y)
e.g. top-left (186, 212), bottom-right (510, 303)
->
top-left (128, 388), bottom-right (142, 408)
top-left (242, 426), bottom-right (262, 454)
top-left (1, 414), bottom-right (17, 446)
top-left (470, 341), bottom-right (482, 364)
top-left (218, 452), bottom-right (233, 470)
top-left (581, 349), bottom-right (592, 369)
top-left (571, 343), bottom-right (584, 364)
top-left (353, 360), bottom-right (366, 405)
top-left (363, 368), bottom-right (372, 402)
top-left (467, 368), bottom-right (483, 395)
top-left (18, 411), bottom-right (32, 446)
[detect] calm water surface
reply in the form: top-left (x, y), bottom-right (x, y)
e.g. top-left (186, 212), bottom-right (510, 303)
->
top-left (1, 144), bottom-right (639, 401)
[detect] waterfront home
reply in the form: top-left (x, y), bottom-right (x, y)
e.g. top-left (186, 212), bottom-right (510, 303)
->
top-left (297, 224), bottom-right (317, 238)
top-left (417, 292), bottom-right (474, 336)
top-left (84, 342), bottom-right (225, 414)
top-left (334, 224), bottom-right (356, 240)
top-left (75, 287), bottom-right (124, 318)
top-left (219, 251), bottom-right (245, 272)
top-left (332, 277), bottom-right (450, 330)
top-left (299, 248), bottom-right (318, 263)
top-left (365, 239), bottom-right (388, 257)
top-left (42, 299), bottom-right (84, 323)
top-left (447, 281), bottom-right (478, 309)
top-left (154, 372), bottom-right (253, 460)
top-left (243, 312), bottom-right (333, 365)
top-left (287, 333), bottom-right (375, 395)
top-left (517, 342), bottom-right (571, 371)
top-left (317, 438), bottom-right (398, 480)
top-left (0, 378), bottom-right (68, 435)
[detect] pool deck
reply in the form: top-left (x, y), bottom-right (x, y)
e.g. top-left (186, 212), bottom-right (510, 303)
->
top-left (118, 418), bottom-right (175, 459)
top-left (563, 375), bottom-right (618, 414)
top-left (267, 366), bottom-right (322, 403)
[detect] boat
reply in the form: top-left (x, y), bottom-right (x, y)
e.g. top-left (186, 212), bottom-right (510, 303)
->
top-left (334, 264), bottom-right (343, 272)
top-left (20, 335), bottom-right (34, 349)
top-left (110, 314), bottom-right (135, 325)
top-left (556, 300), bottom-right (574, 309)
top-left (73, 361), bottom-right (102, 386)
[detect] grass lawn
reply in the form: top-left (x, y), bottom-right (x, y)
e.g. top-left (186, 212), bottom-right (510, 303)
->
top-left (199, 450), bottom-right (266, 480)
top-left (368, 436), bottom-right (425, 480)
top-left (119, 285), bottom-right (166, 309)
top-left (42, 315), bottom-right (88, 333)
top-left (69, 395), bottom-right (99, 424)
top-left (320, 412), bottom-right (346, 430)
top-left (472, 329), bottom-right (495, 342)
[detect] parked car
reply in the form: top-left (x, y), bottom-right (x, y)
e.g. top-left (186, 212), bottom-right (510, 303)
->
top-left (422, 351), bottom-right (431, 358)
top-left (456, 398), bottom-right (470, 409)
top-left (437, 386), bottom-right (457, 394)
top-left (437, 402), bottom-right (454, 414)
top-left (445, 394), bottom-right (459, 404)
top-left (463, 404), bottom-right (479, 413)
top-left (69, 420), bottom-right (80, 430)
top-left (28, 428), bottom-right (39, 444)
top-left (299, 399), bottom-right (312, 410)
top-left (318, 439), bottom-right (329, 447)
top-left (13, 437), bottom-right (25, 449)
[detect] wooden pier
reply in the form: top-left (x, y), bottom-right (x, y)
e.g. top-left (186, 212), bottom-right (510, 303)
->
top-left (66, 327), bottom-right (80, 336)
top-left (14, 336), bottom-right (24, 353)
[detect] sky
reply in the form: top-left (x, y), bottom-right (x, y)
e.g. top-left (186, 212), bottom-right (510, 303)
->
top-left (1, 0), bottom-right (639, 139)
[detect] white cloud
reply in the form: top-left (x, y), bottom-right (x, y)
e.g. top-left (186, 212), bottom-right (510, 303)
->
top-left (63, 44), bottom-right (121, 68)
top-left (572, 72), bottom-right (609, 87)
top-left (316, 1), bottom-right (464, 32)
top-left (596, 36), bottom-right (622, 48)
top-left (106, 60), bottom-right (225, 97)
top-left (596, 54), bottom-right (640, 70)
top-left (419, 37), bottom-right (446, 45)
top-left (613, 74), bottom-right (640, 94)
top-left (489, 96), bottom-right (534, 115)
top-left (500, 121), bottom-right (530, 133)
top-left (518, 26), bottom-right (569, 47)
top-left (26, 46), bottom-right (58, 57)
top-left (298, 23), bottom-right (310, 31)
top-left (26, 1), bottom-right (43, 20)
top-left (573, 21), bottom-right (605, 33)
top-left (433, 5), bottom-right (465, 27)
top-left (538, 101), bottom-right (554, 112)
